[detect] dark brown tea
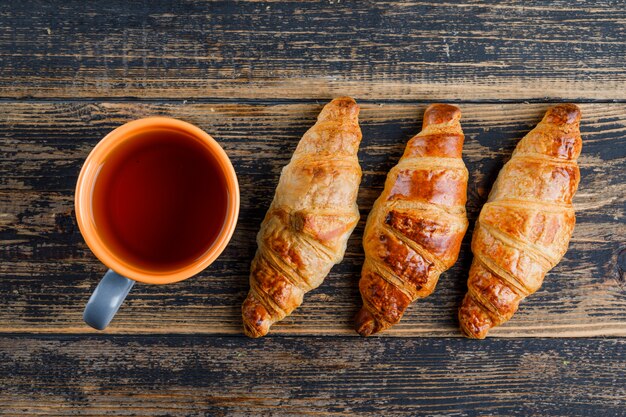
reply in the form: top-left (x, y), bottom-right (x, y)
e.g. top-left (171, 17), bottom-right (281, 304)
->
top-left (91, 128), bottom-right (228, 272)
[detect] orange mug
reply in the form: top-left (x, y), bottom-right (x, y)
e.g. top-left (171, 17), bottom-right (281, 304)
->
top-left (76, 117), bottom-right (239, 330)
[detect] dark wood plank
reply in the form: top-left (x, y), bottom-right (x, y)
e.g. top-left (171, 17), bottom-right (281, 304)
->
top-left (1, 0), bottom-right (625, 100)
top-left (0, 335), bottom-right (624, 416)
top-left (0, 102), bottom-right (624, 336)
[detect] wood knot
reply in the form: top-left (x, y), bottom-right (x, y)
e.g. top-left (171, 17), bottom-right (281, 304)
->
top-left (54, 210), bottom-right (77, 234)
top-left (617, 248), bottom-right (626, 285)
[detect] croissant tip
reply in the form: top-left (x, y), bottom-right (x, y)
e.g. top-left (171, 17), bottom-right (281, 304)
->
top-left (422, 103), bottom-right (461, 127)
top-left (460, 324), bottom-right (488, 339)
top-left (328, 96), bottom-right (359, 113)
top-left (243, 322), bottom-right (266, 338)
top-left (545, 103), bottom-right (581, 126)
top-left (242, 293), bottom-right (272, 338)
top-left (331, 96), bottom-right (357, 105)
top-left (318, 97), bottom-right (360, 122)
top-left (458, 294), bottom-right (493, 340)
top-left (354, 307), bottom-right (379, 337)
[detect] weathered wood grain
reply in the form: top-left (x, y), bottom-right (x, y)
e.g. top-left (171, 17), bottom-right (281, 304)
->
top-left (1, 0), bottom-right (625, 100)
top-left (0, 102), bottom-right (624, 336)
top-left (0, 336), bottom-right (624, 416)
top-left (1, 2), bottom-right (623, 414)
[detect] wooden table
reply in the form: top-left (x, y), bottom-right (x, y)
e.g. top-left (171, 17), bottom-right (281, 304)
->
top-left (1, 1), bottom-right (624, 415)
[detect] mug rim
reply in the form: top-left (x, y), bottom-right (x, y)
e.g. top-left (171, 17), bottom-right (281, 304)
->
top-left (75, 117), bottom-right (240, 285)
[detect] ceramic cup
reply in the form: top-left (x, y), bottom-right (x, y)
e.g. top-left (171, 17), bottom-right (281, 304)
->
top-left (75, 117), bottom-right (239, 330)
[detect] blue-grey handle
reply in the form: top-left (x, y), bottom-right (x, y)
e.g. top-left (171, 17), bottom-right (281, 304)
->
top-left (83, 269), bottom-right (135, 330)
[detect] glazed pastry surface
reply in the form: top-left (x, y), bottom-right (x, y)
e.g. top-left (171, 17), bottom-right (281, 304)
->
top-left (459, 104), bottom-right (582, 339)
top-left (242, 97), bottom-right (362, 338)
top-left (355, 104), bottom-right (469, 336)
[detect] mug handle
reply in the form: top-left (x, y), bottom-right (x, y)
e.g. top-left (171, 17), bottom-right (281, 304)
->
top-left (83, 269), bottom-right (135, 330)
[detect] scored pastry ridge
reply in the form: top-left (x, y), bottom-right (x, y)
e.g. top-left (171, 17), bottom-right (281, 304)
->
top-left (355, 103), bottom-right (469, 336)
top-left (459, 103), bottom-right (582, 339)
top-left (242, 97), bottom-right (362, 338)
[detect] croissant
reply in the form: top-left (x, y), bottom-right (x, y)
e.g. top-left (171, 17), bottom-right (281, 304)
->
top-left (459, 104), bottom-right (582, 339)
top-left (242, 97), bottom-right (362, 338)
top-left (355, 104), bottom-right (469, 336)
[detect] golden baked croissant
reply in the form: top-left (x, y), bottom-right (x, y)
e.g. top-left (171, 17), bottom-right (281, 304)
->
top-left (459, 103), bottom-right (582, 339)
top-left (355, 104), bottom-right (469, 336)
top-left (242, 97), bottom-right (362, 338)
